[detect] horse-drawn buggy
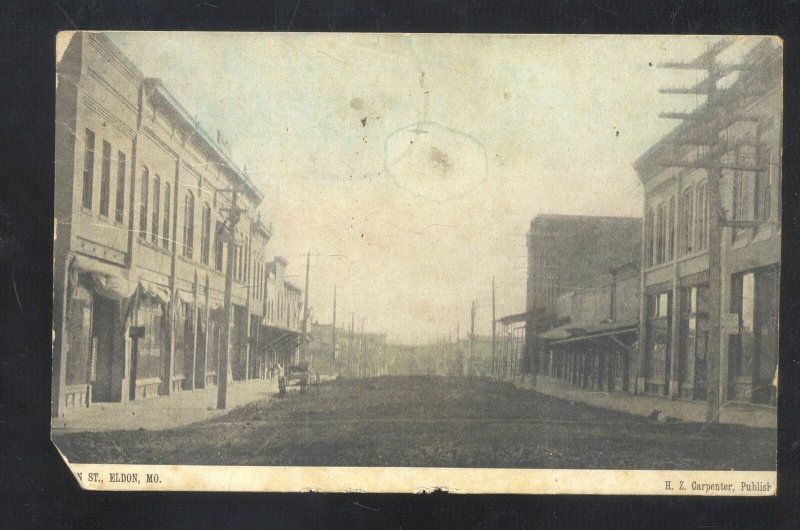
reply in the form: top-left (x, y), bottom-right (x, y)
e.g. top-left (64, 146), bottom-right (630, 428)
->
top-left (278, 361), bottom-right (312, 396)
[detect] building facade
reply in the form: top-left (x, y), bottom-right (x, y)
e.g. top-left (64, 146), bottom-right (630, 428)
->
top-left (53, 33), bottom-right (301, 416)
top-left (259, 257), bottom-right (304, 375)
top-left (524, 214), bottom-right (642, 376)
top-left (633, 39), bottom-right (781, 405)
top-left (537, 262), bottom-right (640, 392)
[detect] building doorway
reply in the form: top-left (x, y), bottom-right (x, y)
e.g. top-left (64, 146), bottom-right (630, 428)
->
top-left (90, 294), bottom-right (117, 402)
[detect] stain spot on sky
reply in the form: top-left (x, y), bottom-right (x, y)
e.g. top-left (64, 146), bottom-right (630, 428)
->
top-left (429, 146), bottom-right (453, 177)
top-left (384, 121), bottom-right (488, 202)
top-left (350, 97), bottom-right (364, 110)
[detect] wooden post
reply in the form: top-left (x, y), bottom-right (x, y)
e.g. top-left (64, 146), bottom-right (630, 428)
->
top-left (470, 301), bottom-right (475, 377)
top-left (332, 286), bottom-right (337, 368)
top-left (300, 251), bottom-right (310, 363)
top-left (707, 166), bottom-right (722, 422)
top-left (217, 189), bottom-right (242, 410)
top-left (491, 277), bottom-right (496, 378)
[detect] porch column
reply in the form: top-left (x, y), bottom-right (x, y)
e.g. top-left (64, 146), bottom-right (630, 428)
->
top-left (669, 177), bottom-right (683, 400)
top-left (636, 197), bottom-right (648, 395)
top-left (190, 272), bottom-right (199, 389)
top-left (51, 254), bottom-right (73, 417)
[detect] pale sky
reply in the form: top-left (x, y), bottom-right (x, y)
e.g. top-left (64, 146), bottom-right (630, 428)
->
top-left (96, 33), bottom-right (761, 343)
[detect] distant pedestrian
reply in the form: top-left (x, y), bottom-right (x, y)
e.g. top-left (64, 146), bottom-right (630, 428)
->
top-left (772, 364), bottom-right (778, 405)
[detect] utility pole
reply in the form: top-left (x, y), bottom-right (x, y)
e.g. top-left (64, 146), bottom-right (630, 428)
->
top-left (332, 286), bottom-right (337, 368)
top-left (470, 301), bottom-right (476, 378)
top-left (360, 317), bottom-right (365, 378)
top-left (217, 188), bottom-right (245, 410)
top-left (659, 40), bottom-right (764, 423)
top-left (300, 251), bottom-right (310, 364)
top-left (349, 312), bottom-right (354, 376)
top-left (491, 277), bottom-right (496, 379)
top-left (456, 322), bottom-right (461, 376)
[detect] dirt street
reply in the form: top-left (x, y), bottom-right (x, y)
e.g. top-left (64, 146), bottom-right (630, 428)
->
top-left (53, 376), bottom-right (776, 469)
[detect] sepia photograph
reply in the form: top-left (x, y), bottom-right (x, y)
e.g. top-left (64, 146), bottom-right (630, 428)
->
top-left (49, 32), bottom-right (780, 493)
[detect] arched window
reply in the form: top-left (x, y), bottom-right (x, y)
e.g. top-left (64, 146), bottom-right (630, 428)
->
top-left (214, 221), bottom-right (224, 271)
top-left (162, 182), bottom-right (171, 250)
top-left (183, 191), bottom-right (195, 259)
top-left (645, 207), bottom-right (654, 266)
top-left (99, 140), bottom-right (112, 217)
top-left (681, 188), bottom-right (694, 255)
top-left (114, 150), bottom-right (126, 223)
top-left (245, 236), bottom-right (251, 284)
top-left (655, 203), bottom-right (666, 264)
top-left (151, 175), bottom-right (160, 243)
top-left (82, 129), bottom-right (96, 209)
top-left (695, 182), bottom-right (707, 251)
top-left (139, 167), bottom-right (149, 239)
top-left (201, 203), bottom-right (211, 265)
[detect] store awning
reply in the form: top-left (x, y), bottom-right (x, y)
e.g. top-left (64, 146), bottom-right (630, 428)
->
top-left (547, 319), bottom-right (639, 347)
top-left (537, 324), bottom-right (575, 341)
top-left (177, 289), bottom-right (195, 304)
top-left (138, 279), bottom-right (171, 304)
top-left (496, 310), bottom-right (538, 325)
top-left (72, 256), bottom-right (137, 301)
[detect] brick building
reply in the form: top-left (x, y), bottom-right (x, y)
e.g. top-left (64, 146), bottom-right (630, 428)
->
top-left (537, 261), bottom-right (640, 392)
top-left (633, 39), bottom-right (781, 405)
top-left (258, 257), bottom-right (304, 376)
top-left (524, 214), bottom-right (642, 376)
top-left (52, 33), bottom-right (300, 416)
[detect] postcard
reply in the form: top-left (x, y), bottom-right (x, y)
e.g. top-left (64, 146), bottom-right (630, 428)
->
top-left (52, 32), bottom-right (780, 494)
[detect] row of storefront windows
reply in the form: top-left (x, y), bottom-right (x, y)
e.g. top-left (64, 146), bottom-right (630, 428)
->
top-left (643, 265), bottom-right (778, 403)
top-left (64, 271), bottom-right (274, 404)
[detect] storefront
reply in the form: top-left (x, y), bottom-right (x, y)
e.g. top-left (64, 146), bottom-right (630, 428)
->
top-left (677, 283), bottom-right (709, 400)
top-left (62, 257), bottom-right (138, 408)
top-left (728, 265), bottom-right (779, 404)
top-left (127, 280), bottom-right (171, 400)
top-left (644, 289), bottom-right (671, 396)
top-left (540, 320), bottom-right (637, 393)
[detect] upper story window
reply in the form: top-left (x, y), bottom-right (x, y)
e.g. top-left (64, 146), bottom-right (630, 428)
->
top-left (201, 203), bottom-right (211, 265)
top-left (245, 236), bottom-right (251, 284)
top-left (733, 144), bottom-right (757, 240)
top-left (138, 167), bottom-right (149, 239)
top-left (695, 182), bottom-right (708, 251)
top-left (215, 221), bottom-right (224, 271)
top-left (162, 182), bottom-right (171, 250)
top-left (82, 129), bottom-right (95, 209)
top-left (183, 191), bottom-right (195, 259)
top-left (115, 151), bottom-right (126, 223)
top-left (667, 196), bottom-right (675, 261)
top-left (655, 202), bottom-right (666, 265)
top-left (151, 175), bottom-right (161, 244)
top-left (680, 187), bottom-right (694, 255)
top-left (99, 140), bottom-right (112, 217)
top-left (646, 207), bottom-right (654, 267)
top-left (755, 146), bottom-right (772, 223)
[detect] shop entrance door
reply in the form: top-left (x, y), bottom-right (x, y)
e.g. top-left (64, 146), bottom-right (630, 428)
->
top-left (90, 295), bottom-right (116, 401)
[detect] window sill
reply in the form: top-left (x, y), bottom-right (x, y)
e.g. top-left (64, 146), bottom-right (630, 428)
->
top-left (730, 236), bottom-right (751, 251)
top-left (644, 261), bottom-right (674, 274)
top-left (137, 238), bottom-right (173, 257)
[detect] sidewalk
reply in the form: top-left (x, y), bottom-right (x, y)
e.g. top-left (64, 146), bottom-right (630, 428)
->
top-left (515, 376), bottom-right (776, 429)
top-left (51, 378), bottom-right (279, 433)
